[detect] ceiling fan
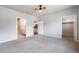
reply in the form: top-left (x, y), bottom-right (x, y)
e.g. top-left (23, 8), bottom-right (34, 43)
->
top-left (35, 5), bottom-right (46, 12)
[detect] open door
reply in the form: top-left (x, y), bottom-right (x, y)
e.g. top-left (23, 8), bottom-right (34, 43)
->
top-left (17, 17), bottom-right (26, 39)
top-left (73, 15), bottom-right (77, 41)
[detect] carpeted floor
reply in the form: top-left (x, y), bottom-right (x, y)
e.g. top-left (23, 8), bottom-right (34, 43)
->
top-left (0, 35), bottom-right (79, 53)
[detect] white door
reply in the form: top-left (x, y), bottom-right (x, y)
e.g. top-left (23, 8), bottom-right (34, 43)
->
top-left (73, 15), bottom-right (77, 41)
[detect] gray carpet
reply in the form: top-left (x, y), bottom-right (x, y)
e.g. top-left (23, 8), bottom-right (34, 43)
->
top-left (0, 35), bottom-right (79, 53)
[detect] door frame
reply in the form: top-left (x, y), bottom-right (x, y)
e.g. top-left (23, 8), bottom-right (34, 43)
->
top-left (61, 15), bottom-right (77, 41)
top-left (16, 17), bottom-right (26, 39)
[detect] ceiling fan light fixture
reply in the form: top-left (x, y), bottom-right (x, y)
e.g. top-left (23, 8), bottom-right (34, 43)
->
top-left (39, 10), bottom-right (42, 12)
top-left (35, 5), bottom-right (46, 13)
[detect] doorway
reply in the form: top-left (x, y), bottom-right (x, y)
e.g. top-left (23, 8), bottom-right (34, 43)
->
top-left (33, 21), bottom-right (38, 35)
top-left (62, 15), bottom-right (77, 41)
top-left (33, 24), bottom-right (38, 35)
top-left (17, 17), bottom-right (26, 39)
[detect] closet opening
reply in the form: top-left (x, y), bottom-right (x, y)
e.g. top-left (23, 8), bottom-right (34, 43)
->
top-left (62, 15), bottom-right (77, 41)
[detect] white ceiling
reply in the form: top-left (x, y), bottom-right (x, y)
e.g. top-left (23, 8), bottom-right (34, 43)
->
top-left (2, 5), bottom-right (76, 17)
